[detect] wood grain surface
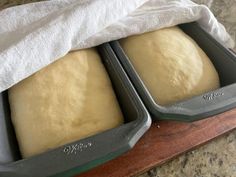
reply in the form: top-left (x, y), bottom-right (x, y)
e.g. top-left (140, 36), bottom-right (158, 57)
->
top-left (76, 109), bottom-right (236, 177)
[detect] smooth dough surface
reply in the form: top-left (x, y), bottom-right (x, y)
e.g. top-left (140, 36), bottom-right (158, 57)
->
top-left (9, 48), bottom-right (124, 158)
top-left (120, 27), bottom-right (220, 106)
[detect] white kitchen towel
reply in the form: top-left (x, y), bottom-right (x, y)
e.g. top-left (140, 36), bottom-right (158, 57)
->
top-left (0, 0), bottom-right (234, 92)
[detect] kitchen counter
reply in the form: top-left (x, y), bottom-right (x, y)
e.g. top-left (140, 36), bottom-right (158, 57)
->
top-left (1, 1), bottom-right (235, 177)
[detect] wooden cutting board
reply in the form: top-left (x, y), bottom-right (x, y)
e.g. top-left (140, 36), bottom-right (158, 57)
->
top-left (76, 109), bottom-right (236, 177)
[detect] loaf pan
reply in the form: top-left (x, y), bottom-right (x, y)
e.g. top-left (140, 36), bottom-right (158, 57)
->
top-left (0, 43), bottom-right (151, 177)
top-left (110, 22), bottom-right (236, 122)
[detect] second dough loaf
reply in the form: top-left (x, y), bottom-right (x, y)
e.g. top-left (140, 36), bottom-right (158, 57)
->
top-left (120, 27), bottom-right (220, 106)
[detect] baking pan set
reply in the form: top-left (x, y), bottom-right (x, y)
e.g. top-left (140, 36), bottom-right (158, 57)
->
top-left (0, 22), bottom-right (236, 177)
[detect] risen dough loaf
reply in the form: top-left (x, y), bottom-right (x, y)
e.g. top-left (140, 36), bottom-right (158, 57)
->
top-left (120, 27), bottom-right (220, 106)
top-left (9, 48), bottom-right (123, 158)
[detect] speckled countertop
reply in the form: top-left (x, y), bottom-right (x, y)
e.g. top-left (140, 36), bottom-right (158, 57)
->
top-left (1, 1), bottom-right (236, 177)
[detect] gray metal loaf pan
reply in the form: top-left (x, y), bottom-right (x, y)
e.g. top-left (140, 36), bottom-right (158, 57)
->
top-left (110, 22), bottom-right (236, 122)
top-left (0, 43), bottom-right (151, 177)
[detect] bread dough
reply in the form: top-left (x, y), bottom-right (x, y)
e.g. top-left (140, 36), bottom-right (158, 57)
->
top-left (120, 27), bottom-right (220, 106)
top-left (9, 48), bottom-right (124, 158)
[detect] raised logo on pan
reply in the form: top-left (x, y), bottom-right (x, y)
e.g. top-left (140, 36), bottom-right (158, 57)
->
top-left (202, 92), bottom-right (224, 101)
top-left (63, 142), bottom-right (93, 155)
